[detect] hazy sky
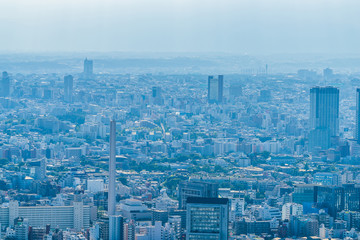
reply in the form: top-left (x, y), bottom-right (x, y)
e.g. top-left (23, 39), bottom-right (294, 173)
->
top-left (1, 0), bottom-right (360, 55)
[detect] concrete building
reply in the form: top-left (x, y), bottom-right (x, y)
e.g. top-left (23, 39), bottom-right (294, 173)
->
top-left (282, 203), bottom-right (303, 221)
top-left (87, 179), bottom-right (105, 193)
top-left (15, 217), bottom-right (29, 240)
top-left (0, 200), bottom-right (92, 230)
top-left (119, 199), bottom-right (151, 221)
top-left (124, 220), bottom-right (135, 240)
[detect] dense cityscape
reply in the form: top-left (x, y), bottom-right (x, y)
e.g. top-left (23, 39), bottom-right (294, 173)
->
top-left (0, 56), bottom-right (359, 240)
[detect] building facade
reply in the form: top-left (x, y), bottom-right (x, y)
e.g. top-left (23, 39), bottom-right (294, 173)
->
top-left (186, 197), bottom-right (229, 240)
top-left (309, 86), bottom-right (339, 151)
top-left (178, 181), bottom-right (218, 209)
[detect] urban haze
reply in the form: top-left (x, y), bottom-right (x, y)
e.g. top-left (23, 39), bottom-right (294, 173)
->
top-left (1, 1), bottom-right (360, 240)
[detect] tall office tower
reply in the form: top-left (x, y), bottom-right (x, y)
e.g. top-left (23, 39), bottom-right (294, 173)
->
top-left (84, 58), bottom-right (93, 76)
top-left (309, 86), bottom-right (339, 151)
top-left (64, 75), bottom-right (73, 103)
top-left (323, 68), bottom-right (333, 81)
top-left (208, 75), bottom-right (223, 103)
top-left (109, 120), bottom-right (117, 238)
top-left (73, 200), bottom-right (84, 231)
top-left (186, 197), bottom-right (229, 240)
top-left (178, 180), bottom-right (218, 209)
top-left (356, 88), bottom-right (360, 143)
top-left (310, 86), bottom-right (339, 136)
top-left (109, 215), bottom-right (123, 240)
top-left (2, 71), bottom-right (10, 97)
top-left (152, 86), bottom-right (161, 97)
top-left (152, 86), bottom-right (163, 105)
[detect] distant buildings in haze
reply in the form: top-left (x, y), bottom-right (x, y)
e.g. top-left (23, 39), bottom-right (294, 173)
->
top-left (208, 75), bottom-right (223, 104)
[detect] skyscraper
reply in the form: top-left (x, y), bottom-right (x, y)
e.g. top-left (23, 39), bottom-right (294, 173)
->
top-left (208, 75), bottom-right (223, 103)
top-left (2, 71), bottom-right (10, 97)
top-left (309, 86), bottom-right (339, 151)
top-left (64, 75), bottom-right (73, 103)
top-left (152, 86), bottom-right (163, 105)
top-left (84, 58), bottom-right (93, 77)
top-left (310, 86), bottom-right (339, 136)
top-left (186, 197), bottom-right (229, 240)
top-left (356, 88), bottom-right (360, 143)
top-left (323, 68), bottom-right (333, 82)
top-left (109, 215), bottom-right (123, 240)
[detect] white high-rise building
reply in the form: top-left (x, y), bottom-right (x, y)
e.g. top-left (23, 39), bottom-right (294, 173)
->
top-left (2, 200), bottom-right (92, 229)
top-left (136, 221), bottom-right (163, 240)
top-left (230, 198), bottom-right (245, 221)
top-left (87, 179), bottom-right (104, 193)
top-left (282, 203), bottom-right (303, 221)
top-left (168, 216), bottom-right (181, 239)
top-left (73, 201), bottom-right (84, 231)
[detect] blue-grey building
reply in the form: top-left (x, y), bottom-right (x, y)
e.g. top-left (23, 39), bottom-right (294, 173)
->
top-left (309, 86), bottom-right (339, 151)
top-left (186, 197), bottom-right (229, 240)
top-left (208, 75), bottom-right (223, 104)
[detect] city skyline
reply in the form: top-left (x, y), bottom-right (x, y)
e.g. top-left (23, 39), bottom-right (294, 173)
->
top-left (2, 0), bottom-right (360, 239)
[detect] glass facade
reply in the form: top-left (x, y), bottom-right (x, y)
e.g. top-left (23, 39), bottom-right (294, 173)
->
top-left (189, 234), bottom-right (220, 240)
top-left (186, 197), bottom-right (228, 240)
top-left (190, 207), bottom-right (221, 233)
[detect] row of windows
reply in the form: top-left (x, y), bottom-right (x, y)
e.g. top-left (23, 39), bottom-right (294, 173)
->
top-left (190, 207), bottom-right (220, 211)
top-left (189, 234), bottom-right (220, 240)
